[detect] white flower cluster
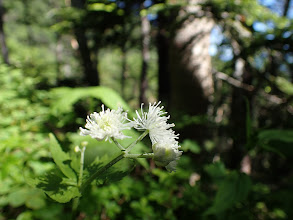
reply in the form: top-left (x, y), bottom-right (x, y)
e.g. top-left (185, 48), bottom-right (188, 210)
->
top-left (80, 102), bottom-right (182, 172)
top-left (132, 102), bottom-right (182, 172)
top-left (80, 105), bottom-right (131, 142)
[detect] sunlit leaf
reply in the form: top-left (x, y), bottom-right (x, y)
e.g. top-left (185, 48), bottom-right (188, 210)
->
top-left (275, 76), bottom-right (293, 95)
top-left (49, 133), bottom-right (76, 180)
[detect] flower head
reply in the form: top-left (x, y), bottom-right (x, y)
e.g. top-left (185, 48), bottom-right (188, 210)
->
top-left (80, 105), bottom-right (132, 142)
top-left (132, 101), bottom-right (182, 172)
top-left (132, 102), bottom-right (177, 144)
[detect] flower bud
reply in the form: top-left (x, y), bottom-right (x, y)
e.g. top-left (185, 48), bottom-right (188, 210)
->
top-left (152, 142), bottom-right (182, 172)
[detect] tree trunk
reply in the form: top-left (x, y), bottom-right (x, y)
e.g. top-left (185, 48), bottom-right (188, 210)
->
top-left (71, 0), bottom-right (99, 86)
top-left (227, 39), bottom-right (253, 169)
top-left (139, 7), bottom-right (151, 104)
top-left (283, 0), bottom-right (291, 17)
top-left (0, 0), bottom-right (9, 65)
top-left (157, 9), bottom-right (170, 107)
top-left (167, 1), bottom-right (214, 140)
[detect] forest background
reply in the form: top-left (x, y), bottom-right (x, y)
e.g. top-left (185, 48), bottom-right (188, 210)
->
top-left (0, 0), bottom-right (293, 219)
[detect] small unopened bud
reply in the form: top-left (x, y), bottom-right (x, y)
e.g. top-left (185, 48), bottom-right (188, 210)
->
top-left (152, 143), bottom-right (177, 166)
top-left (81, 141), bottom-right (88, 147)
top-left (152, 142), bottom-right (182, 172)
top-left (74, 146), bottom-right (81, 153)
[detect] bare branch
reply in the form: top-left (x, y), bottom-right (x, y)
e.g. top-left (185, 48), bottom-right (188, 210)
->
top-left (213, 71), bottom-right (291, 112)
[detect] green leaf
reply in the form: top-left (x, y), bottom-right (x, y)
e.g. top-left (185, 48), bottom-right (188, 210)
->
top-left (275, 76), bottom-right (293, 95)
top-left (49, 133), bottom-right (76, 180)
top-left (46, 186), bottom-right (80, 203)
top-left (181, 139), bottom-right (201, 154)
top-left (258, 129), bottom-right (293, 143)
top-left (33, 171), bottom-right (80, 203)
top-left (204, 172), bottom-right (252, 215)
top-left (204, 161), bottom-right (227, 184)
top-left (86, 154), bottom-right (134, 186)
top-left (258, 129), bottom-right (293, 157)
top-left (7, 188), bottom-right (46, 209)
top-left (50, 86), bottom-right (133, 117)
top-left (7, 188), bottom-right (28, 207)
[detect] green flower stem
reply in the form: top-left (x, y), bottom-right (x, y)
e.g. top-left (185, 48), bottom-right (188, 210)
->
top-left (72, 146), bottom-right (86, 219)
top-left (78, 146), bottom-right (86, 187)
top-left (80, 152), bottom-right (125, 193)
top-left (125, 130), bottom-right (149, 153)
top-left (111, 138), bottom-right (125, 151)
top-left (124, 153), bottom-right (154, 159)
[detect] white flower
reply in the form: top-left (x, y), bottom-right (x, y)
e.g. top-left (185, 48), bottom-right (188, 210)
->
top-left (132, 101), bottom-right (182, 172)
top-left (79, 105), bottom-right (132, 142)
top-left (152, 141), bottom-right (182, 172)
top-left (132, 102), bottom-right (178, 145)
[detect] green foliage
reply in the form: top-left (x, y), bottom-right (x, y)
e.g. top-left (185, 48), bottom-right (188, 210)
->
top-left (49, 134), bottom-right (77, 180)
top-left (275, 76), bottom-right (293, 96)
top-left (0, 0), bottom-right (292, 219)
top-left (181, 139), bottom-right (201, 154)
top-left (50, 86), bottom-right (132, 116)
top-left (205, 171), bottom-right (252, 215)
top-left (257, 129), bottom-right (293, 157)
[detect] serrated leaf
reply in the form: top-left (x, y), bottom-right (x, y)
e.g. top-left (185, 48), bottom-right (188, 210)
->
top-left (34, 171), bottom-right (80, 203)
top-left (204, 172), bottom-right (251, 215)
top-left (49, 133), bottom-right (76, 180)
top-left (46, 186), bottom-right (80, 203)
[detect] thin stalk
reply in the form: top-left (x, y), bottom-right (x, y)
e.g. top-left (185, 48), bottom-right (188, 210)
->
top-left (124, 153), bottom-right (154, 159)
top-left (125, 130), bottom-right (149, 153)
top-left (80, 153), bottom-right (125, 192)
top-left (72, 146), bottom-right (86, 219)
top-left (111, 138), bottom-right (125, 151)
top-left (78, 147), bottom-right (86, 187)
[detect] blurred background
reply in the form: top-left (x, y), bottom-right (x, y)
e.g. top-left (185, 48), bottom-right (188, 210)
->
top-left (0, 0), bottom-right (293, 219)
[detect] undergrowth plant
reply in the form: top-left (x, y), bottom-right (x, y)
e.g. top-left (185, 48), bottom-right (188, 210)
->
top-left (28, 102), bottom-right (182, 219)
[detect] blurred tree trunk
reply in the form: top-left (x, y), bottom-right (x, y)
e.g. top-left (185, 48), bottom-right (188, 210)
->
top-left (167, 1), bottom-right (214, 139)
top-left (0, 0), bottom-right (9, 65)
top-left (157, 8), bottom-right (170, 107)
top-left (71, 0), bottom-right (99, 86)
top-left (228, 39), bottom-right (253, 169)
top-left (139, 5), bottom-right (151, 104)
top-left (283, 0), bottom-right (291, 16)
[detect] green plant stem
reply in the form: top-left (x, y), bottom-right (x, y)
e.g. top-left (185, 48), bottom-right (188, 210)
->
top-left (72, 146), bottom-right (86, 219)
top-left (125, 130), bottom-right (149, 153)
top-left (80, 153), bottom-right (125, 193)
top-left (124, 153), bottom-right (154, 159)
top-left (78, 147), bottom-right (86, 187)
top-left (111, 138), bottom-right (125, 151)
